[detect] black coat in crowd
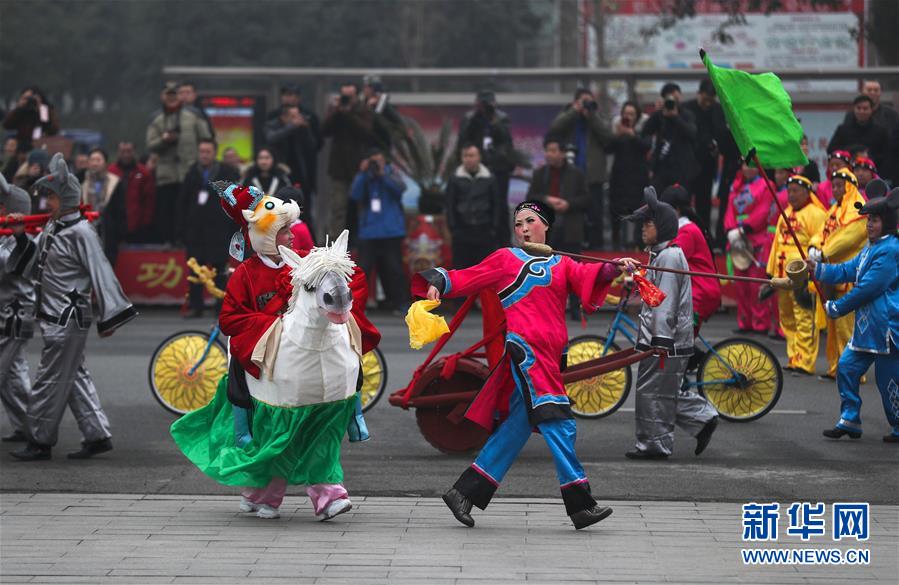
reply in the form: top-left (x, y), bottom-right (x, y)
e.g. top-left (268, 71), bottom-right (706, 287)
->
top-left (180, 161), bottom-right (240, 262)
top-left (264, 116), bottom-right (320, 192)
top-left (526, 161), bottom-right (588, 246)
top-left (828, 117), bottom-right (891, 178)
top-left (444, 163), bottom-right (505, 243)
top-left (607, 130), bottom-right (652, 219)
top-left (457, 110), bottom-right (515, 174)
top-left (242, 167), bottom-right (292, 197)
top-left (642, 108), bottom-right (699, 191)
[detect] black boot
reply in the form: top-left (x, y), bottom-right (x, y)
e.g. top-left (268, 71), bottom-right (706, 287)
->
top-left (695, 416), bottom-right (719, 456)
top-left (570, 505), bottom-right (613, 530)
top-left (2, 430), bottom-right (27, 442)
top-left (822, 427), bottom-right (861, 440)
top-left (67, 438), bottom-right (113, 459)
top-left (442, 488), bottom-right (474, 527)
top-left (882, 434), bottom-right (899, 443)
top-left (10, 442), bottom-right (51, 461)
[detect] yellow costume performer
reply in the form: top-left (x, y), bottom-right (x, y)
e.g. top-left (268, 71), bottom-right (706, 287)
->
top-left (767, 176), bottom-right (827, 375)
top-left (808, 168), bottom-right (867, 378)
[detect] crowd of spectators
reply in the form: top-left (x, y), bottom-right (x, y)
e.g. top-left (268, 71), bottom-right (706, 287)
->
top-left (2, 77), bottom-right (896, 315)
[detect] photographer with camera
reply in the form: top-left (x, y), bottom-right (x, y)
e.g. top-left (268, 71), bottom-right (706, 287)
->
top-left (682, 78), bottom-right (735, 231)
top-left (349, 148), bottom-right (408, 314)
top-left (146, 81), bottom-right (212, 245)
top-left (641, 83), bottom-right (699, 195)
top-left (322, 82), bottom-right (377, 241)
top-left (457, 90), bottom-right (514, 244)
top-left (266, 84), bottom-right (323, 194)
top-left (362, 75), bottom-right (403, 151)
top-left (3, 86), bottom-right (60, 150)
top-left (548, 88), bottom-right (613, 249)
top-left (608, 101), bottom-right (651, 249)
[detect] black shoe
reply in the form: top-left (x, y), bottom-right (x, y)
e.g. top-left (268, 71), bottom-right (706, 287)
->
top-left (442, 488), bottom-right (474, 527)
top-left (10, 442), bottom-right (51, 461)
top-left (184, 309), bottom-right (204, 319)
top-left (1, 430), bottom-right (27, 442)
top-left (695, 416), bottom-right (719, 456)
top-left (67, 438), bottom-right (113, 459)
top-left (624, 450), bottom-right (668, 460)
top-left (732, 327), bottom-right (751, 334)
top-left (883, 434), bottom-right (899, 443)
top-left (817, 374), bottom-right (836, 382)
top-left (570, 505), bottom-right (613, 530)
top-left (822, 427), bottom-right (861, 440)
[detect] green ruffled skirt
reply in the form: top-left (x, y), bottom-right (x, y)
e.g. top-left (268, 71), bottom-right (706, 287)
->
top-left (170, 375), bottom-right (355, 488)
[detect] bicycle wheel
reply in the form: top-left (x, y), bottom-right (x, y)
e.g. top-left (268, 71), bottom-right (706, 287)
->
top-left (360, 347), bottom-right (388, 412)
top-left (148, 330), bottom-right (228, 415)
top-left (697, 337), bottom-right (783, 422)
top-left (564, 334), bottom-right (632, 419)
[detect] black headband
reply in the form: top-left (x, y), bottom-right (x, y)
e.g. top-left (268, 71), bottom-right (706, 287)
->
top-left (830, 169), bottom-right (858, 186)
top-left (515, 202), bottom-right (549, 226)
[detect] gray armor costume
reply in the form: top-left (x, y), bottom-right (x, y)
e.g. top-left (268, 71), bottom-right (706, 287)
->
top-left (0, 174), bottom-right (35, 437)
top-left (627, 187), bottom-right (717, 457)
top-left (9, 154), bottom-right (137, 450)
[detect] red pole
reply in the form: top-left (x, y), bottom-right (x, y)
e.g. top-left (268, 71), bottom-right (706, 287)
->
top-left (750, 151), bottom-right (826, 301)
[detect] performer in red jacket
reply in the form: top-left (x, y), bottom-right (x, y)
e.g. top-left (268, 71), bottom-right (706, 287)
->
top-left (660, 185), bottom-right (721, 327)
top-left (723, 162), bottom-right (773, 333)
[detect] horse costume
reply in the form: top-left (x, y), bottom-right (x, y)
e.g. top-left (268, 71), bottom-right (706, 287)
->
top-left (171, 230), bottom-right (363, 521)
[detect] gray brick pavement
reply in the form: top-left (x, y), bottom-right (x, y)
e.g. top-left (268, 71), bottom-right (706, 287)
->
top-left (1, 493), bottom-right (895, 584)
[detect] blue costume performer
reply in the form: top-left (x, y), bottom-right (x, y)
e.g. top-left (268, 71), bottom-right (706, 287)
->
top-left (815, 181), bottom-right (899, 442)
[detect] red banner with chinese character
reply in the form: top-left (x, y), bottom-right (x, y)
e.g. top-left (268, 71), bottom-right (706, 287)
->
top-left (114, 249), bottom-right (189, 305)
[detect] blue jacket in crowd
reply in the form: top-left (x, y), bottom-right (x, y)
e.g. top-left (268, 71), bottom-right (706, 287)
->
top-left (349, 164), bottom-right (406, 240)
top-left (816, 235), bottom-right (899, 354)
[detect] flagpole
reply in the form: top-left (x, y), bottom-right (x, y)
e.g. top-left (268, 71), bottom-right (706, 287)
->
top-left (749, 149), bottom-right (827, 301)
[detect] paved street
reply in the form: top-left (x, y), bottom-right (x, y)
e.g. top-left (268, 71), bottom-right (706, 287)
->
top-left (1, 493), bottom-right (896, 584)
top-left (1, 308), bottom-right (896, 503)
top-left (1, 308), bottom-right (897, 584)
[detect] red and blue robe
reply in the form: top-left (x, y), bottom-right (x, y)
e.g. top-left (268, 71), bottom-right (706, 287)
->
top-left (413, 247), bottom-right (615, 429)
top-left (414, 247), bottom-right (617, 515)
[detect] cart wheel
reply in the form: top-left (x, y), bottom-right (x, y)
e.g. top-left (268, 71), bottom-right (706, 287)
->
top-left (360, 347), bottom-right (388, 412)
top-left (698, 337), bottom-right (783, 422)
top-left (564, 335), bottom-right (632, 419)
top-left (415, 357), bottom-right (491, 454)
top-left (148, 330), bottom-right (228, 415)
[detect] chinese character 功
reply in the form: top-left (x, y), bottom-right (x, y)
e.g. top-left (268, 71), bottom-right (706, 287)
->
top-left (136, 258), bottom-right (183, 289)
top-left (833, 503), bottom-right (869, 541)
top-left (786, 502), bottom-right (826, 540)
top-left (742, 503), bottom-right (780, 542)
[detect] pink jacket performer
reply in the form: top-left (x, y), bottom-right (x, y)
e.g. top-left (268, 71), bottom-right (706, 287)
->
top-left (724, 171), bottom-right (773, 333)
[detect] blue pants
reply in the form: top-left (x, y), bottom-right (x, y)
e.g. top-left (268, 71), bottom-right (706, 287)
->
top-left (454, 389), bottom-right (595, 515)
top-left (835, 343), bottom-right (899, 436)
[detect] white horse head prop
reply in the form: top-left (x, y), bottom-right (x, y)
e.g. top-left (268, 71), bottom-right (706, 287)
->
top-left (278, 230), bottom-right (355, 326)
top-left (247, 230), bottom-right (361, 407)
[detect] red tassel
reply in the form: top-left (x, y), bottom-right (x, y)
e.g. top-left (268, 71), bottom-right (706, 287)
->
top-left (633, 273), bottom-right (666, 307)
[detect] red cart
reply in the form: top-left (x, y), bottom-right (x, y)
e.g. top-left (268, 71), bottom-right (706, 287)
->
top-left (388, 291), bottom-right (661, 453)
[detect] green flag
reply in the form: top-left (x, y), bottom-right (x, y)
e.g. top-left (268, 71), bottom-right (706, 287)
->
top-left (701, 50), bottom-right (808, 169)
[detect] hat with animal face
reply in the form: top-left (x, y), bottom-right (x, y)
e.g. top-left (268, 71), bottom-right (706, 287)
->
top-left (33, 153), bottom-right (82, 210)
top-left (212, 181), bottom-right (300, 261)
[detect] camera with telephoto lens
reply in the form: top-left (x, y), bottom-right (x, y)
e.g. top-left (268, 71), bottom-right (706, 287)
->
top-left (25, 96), bottom-right (38, 109)
top-left (583, 99), bottom-right (598, 112)
top-left (664, 97), bottom-right (677, 111)
top-left (339, 94), bottom-right (352, 106)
